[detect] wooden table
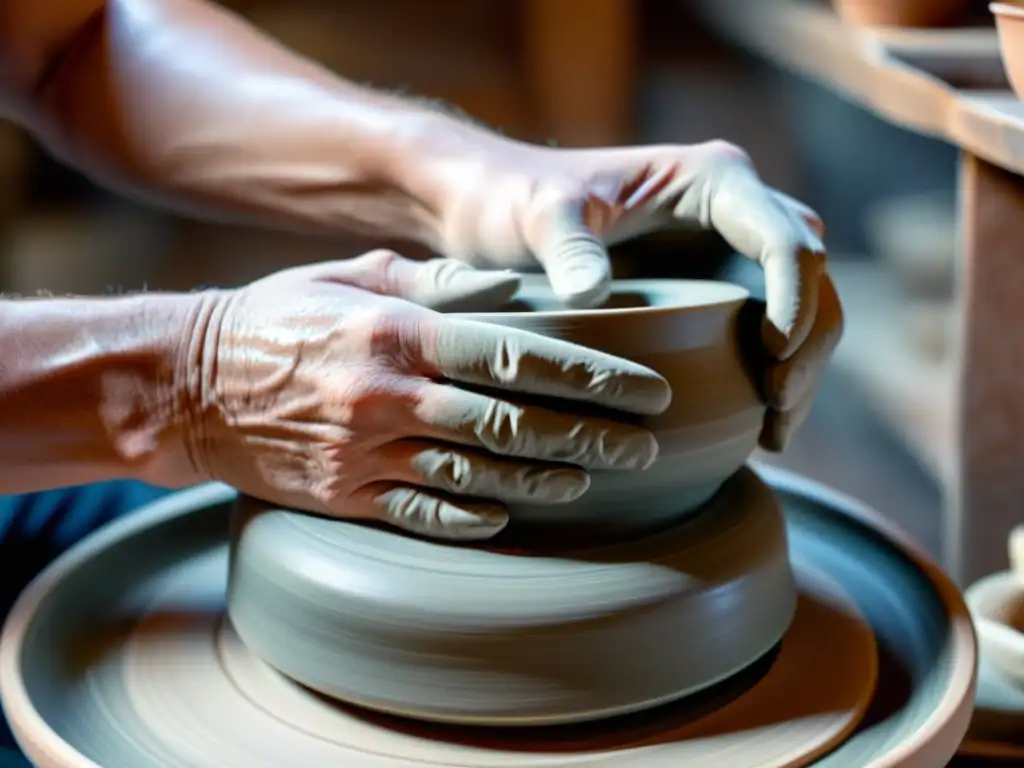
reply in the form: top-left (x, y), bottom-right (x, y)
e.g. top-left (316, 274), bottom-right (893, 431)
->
top-left (695, 0), bottom-right (1024, 588)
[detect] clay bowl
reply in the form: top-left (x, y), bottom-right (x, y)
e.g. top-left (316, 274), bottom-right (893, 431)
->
top-left (834, 0), bottom-right (970, 27)
top-left (966, 570), bottom-right (1024, 687)
top-left (453, 276), bottom-right (766, 535)
top-left (993, 3), bottom-right (1024, 101)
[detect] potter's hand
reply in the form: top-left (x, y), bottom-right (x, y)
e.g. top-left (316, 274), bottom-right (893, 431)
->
top-left (175, 251), bottom-right (670, 539)
top-left (430, 138), bottom-right (843, 449)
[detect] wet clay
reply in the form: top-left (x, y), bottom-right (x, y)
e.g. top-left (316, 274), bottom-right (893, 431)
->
top-left (228, 470), bottom-right (797, 725)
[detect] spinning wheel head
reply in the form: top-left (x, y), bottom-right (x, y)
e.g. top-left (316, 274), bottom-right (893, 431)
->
top-left (0, 470), bottom-right (977, 767)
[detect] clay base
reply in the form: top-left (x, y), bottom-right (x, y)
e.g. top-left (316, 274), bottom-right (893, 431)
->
top-left (228, 469), bottom-right (798, 726)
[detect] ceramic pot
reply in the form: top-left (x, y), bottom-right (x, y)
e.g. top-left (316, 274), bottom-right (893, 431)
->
top-left (224, 278), bottom-right (774, 726)
top-left (833, 0), bottom-right (970, 27)
top-left (454, 276), bottom-right (766, 536)
top-left (993, 4), bottom-right (1024, 102)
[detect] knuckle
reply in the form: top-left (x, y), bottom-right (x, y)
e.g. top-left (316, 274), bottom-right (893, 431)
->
top-left (474, 399), bottom-right (529, 455)
top-left (417, 447), bottom-right (475, 493)
top-left (347, 302), bottom-right (427, 361)
top-left (763, 232), bottom-right (804, 268)
top-left (702, 139), bottom-right (751, 166)
top-left (359, 248), bottom-right (403, 269)
top-left (338, 375), bottom-right (386, 411)
top-left (350, 248), bottom-right (404, 295)
top-left (310, 454), bottom-right (355, 511)
top-left (339, 369), bottom-right (420, 421)
top-left (351, 307), bottom-right (398, 349)
top-left (378, 486), bottom-right (439, 530)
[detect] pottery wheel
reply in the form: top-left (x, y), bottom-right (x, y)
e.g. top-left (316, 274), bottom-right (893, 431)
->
top-left (0, 466), bottom-right (976, 767)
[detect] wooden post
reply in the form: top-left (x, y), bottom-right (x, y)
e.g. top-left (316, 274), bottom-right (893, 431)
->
top-left (522, 0), bottom-right (637, 147)
top-left (949, 151), bottom-right (1024, 586)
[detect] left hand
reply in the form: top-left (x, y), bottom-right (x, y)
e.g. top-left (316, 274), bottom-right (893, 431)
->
top-left (425, 137), bottom-right (844, 450)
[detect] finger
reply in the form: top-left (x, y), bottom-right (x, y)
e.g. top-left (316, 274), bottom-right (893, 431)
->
top-left (522, 193), bottom-right (613, 308)
top-left (420, 316), bottom-right (672, 416)
top-left (759, 388), bottom-right (816, 452)
top-left (283, 250), bottom-right (522, 310)
top-left (371, 439), bottom-right (590, 504)
top-left (689, 162), bottom-right (825, 360)
top-left (410, 381), bottom-right (659, 471)
top-left (348, 482), bottom-right (509, 540)
top-left (772, 189), bottom-right (825, 238)
top-left (763, 274), bottom-right (844, 410)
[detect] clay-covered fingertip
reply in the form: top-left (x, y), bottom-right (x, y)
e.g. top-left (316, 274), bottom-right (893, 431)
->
top-left (632, 432), bottom-right (661, 471)
top-left (429, 272), bottom-right (522, 313)
top-left (643, 377), bottom-right (674, 415)
top-left (447, 515), bottom-right (510, 540)
top-left (761, 316), bottom-right (800, 361)
top-left (554, 281), bottom-right (611, 310)
top-left (757, 416), bottom-right (786, 453)
top-left (474, 272), bottom-right (523, 303)
top-left (614, 366), bottom-right (673, 416)
top-left (544, 468), bottom-right (591, 503)
top-left (442, 503), bottom-right (510, 538)
top-left (762, 367), bottom-right (788, 411)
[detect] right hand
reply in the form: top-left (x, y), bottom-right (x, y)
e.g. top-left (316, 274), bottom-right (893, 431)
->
top-left (172, 250), bottom-right (671, 539)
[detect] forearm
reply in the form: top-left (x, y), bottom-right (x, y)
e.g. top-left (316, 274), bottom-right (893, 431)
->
top-left (4, 0), bottom-right (492, 245)
top-left (0, 293), bottom-right (202, 494)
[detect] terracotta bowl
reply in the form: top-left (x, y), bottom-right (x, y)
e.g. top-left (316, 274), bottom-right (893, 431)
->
top-left (993, 2), bottom-right (1024, 101)
top-left (454, 276), bottom-right (766, 535)
top-left (834, 0), bottom-right (970, 27)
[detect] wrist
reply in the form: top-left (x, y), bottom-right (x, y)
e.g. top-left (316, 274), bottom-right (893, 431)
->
top-left (0, 292), bottom-right (221, 493)
top-left (82, 291), bottom-right (223, 489)
top-left (378, 107), bottom-right (519, 251)
top-left (151, 288), bottom-right (232, 489)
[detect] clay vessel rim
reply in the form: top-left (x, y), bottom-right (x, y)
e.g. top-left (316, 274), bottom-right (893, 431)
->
top-left (991, 3), bottom-right (1024, 20)
top-left (968, 570), bottom-right (1024, 640)
top-left (457, 278), bottom-right (750, 320)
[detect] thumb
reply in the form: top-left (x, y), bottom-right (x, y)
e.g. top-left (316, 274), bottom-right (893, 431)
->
top-left (527, 202), bottom-right (612, 309)
top-left (297, 250), bottom-right (522, 311)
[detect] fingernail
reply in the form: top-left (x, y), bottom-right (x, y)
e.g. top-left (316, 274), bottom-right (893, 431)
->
top-left (442, 504), bottom-right (509, 539)
top-left (555, 280), bottom-right (611, 309)
top-left (537, 468), bottom-right (591, 502)
top-left (606, 430), bottom-right (659, 471)
top-left (764, 364), bottom-right (787, 410)
top-left (809, 231), bottom-right (826, 255)
top-left (427, 271), bottom-right (521, 312)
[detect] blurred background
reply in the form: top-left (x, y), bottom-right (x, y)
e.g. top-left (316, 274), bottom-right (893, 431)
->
top-left (0, 0), bottom-right (959, 555)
